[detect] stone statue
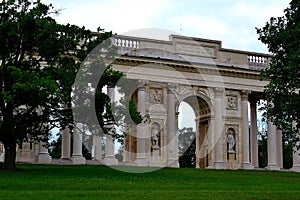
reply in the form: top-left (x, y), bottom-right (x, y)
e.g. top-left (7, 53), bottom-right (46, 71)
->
top-left (151, 126), bottom-right (159, 149)
top-left (227, 130), bottom-right (235, 153)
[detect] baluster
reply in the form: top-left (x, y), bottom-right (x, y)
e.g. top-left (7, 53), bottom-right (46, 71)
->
top-left (133, 41), bottom-right (136, 48)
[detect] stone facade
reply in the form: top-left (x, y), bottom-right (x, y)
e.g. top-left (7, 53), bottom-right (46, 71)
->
top-left (112, 34), bottom-right (284, 170)
top-left (0, 34), bottom-right (297, 170)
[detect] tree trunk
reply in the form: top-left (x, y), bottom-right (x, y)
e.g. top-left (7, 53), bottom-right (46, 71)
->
top-left (3, 142), bottom-right (16, 171)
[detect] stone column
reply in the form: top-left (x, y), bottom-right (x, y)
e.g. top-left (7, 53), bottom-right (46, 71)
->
top-left (61, 126), bottom-right (71, 159)
top-left (123, 125), bottom-right (129, 162)
top-left (241, 91), bottom-right (253, 169)
top-left (250, 101), bottom-right (259, 168)
top-left (104, 87), bottom-right (118, 165)
top-left (266, 121), bottom-right (280, 170)
top-left (292, 122), bottom-right (300, 172)
top-left (37, 141), bottom-right (52, 164)
top-left (103, 134), bottom-right (118, 165)
top-left (212, 88), bottom-right (225, 169)
top-left (195, 117), bottom-right (200, 168)
top-left (167, 84), bottom-right (179, 167)
top-left (276, 130), bottom-right (283, 169)
top-left (292, 144), bottom-right (300, 172)
top-left (72, 123), bottom-right (86, 164)
top-left (93, 134), bottom-right (102, 162)
top-left (135, 81), bottom-right (148, 166)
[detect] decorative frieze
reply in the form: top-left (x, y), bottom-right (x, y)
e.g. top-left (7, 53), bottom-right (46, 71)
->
top-left (149, 88), bottom-right (163, 104)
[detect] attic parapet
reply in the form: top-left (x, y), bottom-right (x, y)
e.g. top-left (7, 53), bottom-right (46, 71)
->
top-left (112, 34), bottom-right (271, 71)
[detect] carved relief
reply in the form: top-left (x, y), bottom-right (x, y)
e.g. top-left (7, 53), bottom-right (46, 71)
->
top-left (149, 88), bottom-right (163, 104)
top-left (174, 85), bottom-right (191, 96)
top-left (226, 95), bottom-right (237, 110)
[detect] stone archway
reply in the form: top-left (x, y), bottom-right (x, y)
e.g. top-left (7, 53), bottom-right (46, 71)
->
top-left (176, 90), bottom-right (212, 169)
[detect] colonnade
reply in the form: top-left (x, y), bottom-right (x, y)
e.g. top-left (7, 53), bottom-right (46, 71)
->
top-left (0, 84), bottom-right (299, 171)
top-left (60, 87), bottom-right (118, 165)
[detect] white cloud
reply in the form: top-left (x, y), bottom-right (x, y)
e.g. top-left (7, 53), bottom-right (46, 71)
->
top-left (46, 0), bottom-right (171, 33)
top-left (43, 0), bottom-right (290, 53)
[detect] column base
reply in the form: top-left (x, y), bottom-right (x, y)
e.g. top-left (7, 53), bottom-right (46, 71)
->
top-left (37, 153), bottom-right (52, 164)
top-left (135, 158), bottom-right (148, 166)
top-left (266, 163), bottom-right (280, 171)
top-left (291, 165), bottom-right (300, 173)
top-left (213, 161), bottom-right (225, 169)
top-left (103, 156), bottom-right (118, 166)
top-left (167, 159), bottom-right (179, 168)
top-left (72, 155), bottom-right (86, 165)
top-left (241, 162), bottom-right (254, 169)
top-left (61, 155), bottom-right (71, 160)
top-left (57, 158), bottom-right (72, 165)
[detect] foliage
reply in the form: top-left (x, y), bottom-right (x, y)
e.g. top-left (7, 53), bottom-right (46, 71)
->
top-left (256, 0), bottom-right (300, 147)
top-left (49, 134), bottom-right (62, 159)
top-left (258, 129), bottom-right (268, 168)
top-left (282, 131), bottom-right (293, 169)
top-left (178, 127), bottom-right (196, 168)
top-left (1, 165), bottom-right (300, 199)
top-left (0, 0), bottom-right (140, 170)
top-left (0, 0), bottom-right (67, 170)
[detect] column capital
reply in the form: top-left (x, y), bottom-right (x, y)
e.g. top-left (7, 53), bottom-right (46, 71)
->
top-left (167, 83), bottom-right (178, 93)
top-left (240, 90), bottom-right (251, 101)
top-left (248, 94), bottom-right (259, 107)
top-left (213, 87), bottom-right (224, 98)
top-left (138, 80), bottom-right (148, 90)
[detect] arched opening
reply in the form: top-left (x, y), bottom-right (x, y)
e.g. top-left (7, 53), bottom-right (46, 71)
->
top-left (177, 95), bottom-right (211, 168)
top-left (178, 102), bottom-right (196, 168)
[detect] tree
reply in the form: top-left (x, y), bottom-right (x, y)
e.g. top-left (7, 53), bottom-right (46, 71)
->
top-left (0, 0), bottom-right (65, 171)
top-left (178, 127), bottom-right (196, 168)
top-left (256, 0), bottom-right (300, 146)
top-left (0, 0), bottom-right (129, 170)
top-left (258, 128), bottom-right (268, 168)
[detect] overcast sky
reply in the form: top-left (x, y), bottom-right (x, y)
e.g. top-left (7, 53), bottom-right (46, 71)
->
top-left (44, 0), bottom-right (290, 53)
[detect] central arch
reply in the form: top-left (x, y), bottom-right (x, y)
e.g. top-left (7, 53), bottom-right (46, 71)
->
top-left (176, 92), bottom-right (212, 169)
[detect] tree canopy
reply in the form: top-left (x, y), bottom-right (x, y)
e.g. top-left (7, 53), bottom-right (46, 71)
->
top-left (0, 0), bottom-right (139, 171)
top-left (256, 0), bottom-right (300, 145)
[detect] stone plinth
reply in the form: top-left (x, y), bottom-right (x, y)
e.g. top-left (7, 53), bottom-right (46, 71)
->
top-left (72, 155), bottom-right (86, 165)
top-left (103, 156), bottom-right (118, 166)
top-left (150, 150), bottom-right (161, 167)
top-left (38, 153), bottom-right (52, 164)
top-left (266, 164), bottom-right (280, 171)
top-left (227, 153), bottom-right (236, 169)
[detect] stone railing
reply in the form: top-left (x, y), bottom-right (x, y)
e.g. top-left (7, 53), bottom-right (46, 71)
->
top-left (112, 35), bottom-right (271, 71)
top-left (112, 35), bottom-right (141, 56)
top-left (247, 54), bottom-right (270, 70)
top-left (114, 37), bottom-right (140, 49)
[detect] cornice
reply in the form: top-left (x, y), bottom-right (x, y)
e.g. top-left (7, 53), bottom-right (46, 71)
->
top-left (112, 56), bottom-right (262, 80)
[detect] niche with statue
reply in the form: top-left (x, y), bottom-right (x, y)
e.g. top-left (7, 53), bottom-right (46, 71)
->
top-left (151, 123), bottom-right (160, 151)
top-left (226, 127), bottom-right (236, 161)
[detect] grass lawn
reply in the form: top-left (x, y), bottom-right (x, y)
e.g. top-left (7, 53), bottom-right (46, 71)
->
top-left (0, 164), bottom-right (300, 200)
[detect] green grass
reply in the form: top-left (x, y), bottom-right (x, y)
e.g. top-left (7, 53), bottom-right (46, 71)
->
top-left (0, 165), bottom-right (300, 200)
